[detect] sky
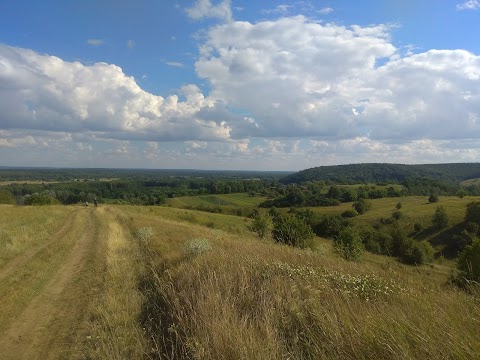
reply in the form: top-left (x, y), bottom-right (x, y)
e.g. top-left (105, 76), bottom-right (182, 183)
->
top-left (1, 0), bottom-right (480, 171)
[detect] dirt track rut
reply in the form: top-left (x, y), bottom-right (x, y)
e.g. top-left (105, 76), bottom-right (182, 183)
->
top-left (0, 209), bottom-right (99, 360)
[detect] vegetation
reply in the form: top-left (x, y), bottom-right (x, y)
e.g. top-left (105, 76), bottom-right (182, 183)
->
top-left (2, 165), bottom-right (480, 358)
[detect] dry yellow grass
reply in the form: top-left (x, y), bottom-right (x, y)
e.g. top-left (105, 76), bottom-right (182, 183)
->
top-left (116, 205), bottom-right (480, 360)
top-left (1, 203), bottom-right (479, 359)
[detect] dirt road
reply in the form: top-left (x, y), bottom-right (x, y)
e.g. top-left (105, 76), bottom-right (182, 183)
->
top-left (0, 208), bottom-right (102, 360)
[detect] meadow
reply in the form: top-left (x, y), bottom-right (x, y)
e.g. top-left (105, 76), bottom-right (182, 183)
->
top-left (0, 195), bottom-right (479, 359)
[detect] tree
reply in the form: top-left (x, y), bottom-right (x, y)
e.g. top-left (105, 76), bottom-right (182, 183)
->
top-left (428, 194), bottom-right (439, 203)
top-left (465, 202), bottom-right (480, 225)
top-left (334, 227), bottom-right (364, 261)
top-left (456, 238), bottom-right (480, 284)
top-left (432, 206), bottom-right (449, 229)
top-left (396, 202), bottom-right (402, 210)
top-left (353, 198), bottom-right (371, 214)
top-left (250, 210), bottom-right (273, 239)
top-left (272, 214), bottom-right (314, 248)
top-left (0, 189), bottom-right (15, 204)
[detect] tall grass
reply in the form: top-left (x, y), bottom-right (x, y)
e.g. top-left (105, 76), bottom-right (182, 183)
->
top-left (84, 207), bottom-right (148, 359)
top-left (117, 205), bottom-right (480, 359)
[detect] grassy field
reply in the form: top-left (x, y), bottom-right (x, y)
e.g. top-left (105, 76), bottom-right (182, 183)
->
top-left (0, 201), bottom-right (479, 359)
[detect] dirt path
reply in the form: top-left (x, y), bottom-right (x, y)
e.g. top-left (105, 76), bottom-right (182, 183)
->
top-left (0, 209), bottom-right (79, 282)
top-left (0, 209), bottom-right (99, 360)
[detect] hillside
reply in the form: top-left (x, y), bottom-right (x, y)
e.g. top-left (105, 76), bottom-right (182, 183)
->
top-left (1, 203), bottom-right (479, 359)
top-left (281, 163), bottom-right (480, 184)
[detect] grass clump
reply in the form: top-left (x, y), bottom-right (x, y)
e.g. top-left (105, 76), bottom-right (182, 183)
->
top-left (185, 238), bottom-right (212, 256)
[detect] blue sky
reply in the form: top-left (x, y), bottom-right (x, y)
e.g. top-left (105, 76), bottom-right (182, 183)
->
top-left (1, 0), bottom-right (480, 170)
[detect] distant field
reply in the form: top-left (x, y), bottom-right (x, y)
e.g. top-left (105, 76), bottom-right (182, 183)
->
top-left (0, 178), bottom-right (120, 186)
top-left (167, 192), bottom-right (266, 209)
top-left (461, 178), bottom-right (480, 186)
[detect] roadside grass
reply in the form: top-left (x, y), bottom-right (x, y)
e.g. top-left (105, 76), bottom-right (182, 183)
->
top-left (116, 205), bottom-right (480, 359)
top-left (0, 207), bottom-right (85, 334)
top-left (83, 207), bottom-right (148, 359)
top-left (0, 205), bottom-right (75, 268)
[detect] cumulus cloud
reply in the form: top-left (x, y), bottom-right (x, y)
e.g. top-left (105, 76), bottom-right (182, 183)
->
top-left (0, 45), bottom-right (233, 142)
top-left (185, 0), bottom-right (232, 22)
top-left (456, 0), bottom-right (480, 10)
top-left (3, 13), bottom-right (480, 168)
top-left (196, 15), bottom-right (480, 142)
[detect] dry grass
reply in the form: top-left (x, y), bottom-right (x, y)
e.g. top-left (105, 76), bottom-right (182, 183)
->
top-left (84, 207), bottom-right (148, 359)
top-left (115, 205), bottom-right (480, 360)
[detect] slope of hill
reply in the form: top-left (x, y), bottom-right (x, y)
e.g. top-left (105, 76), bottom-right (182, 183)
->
top-left (281, 163), bottom-right (480, 184)
top-left (1, 204), bottom-right (479, 359)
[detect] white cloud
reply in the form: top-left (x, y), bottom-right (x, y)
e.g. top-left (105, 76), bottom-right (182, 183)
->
top-left (127, 39), bottom-right (135, 49)
top-left (86, 39), bottom-right (104, 46)
top-left (318, 7), bottom-right (334, 15)
top-left (456, 0), bottom-right (480, 10)
top-left (3, 14), bottom-right (480, 169)
top-left (0, 45), bottom-right (233, 143)
top-left (196, 16), bottom-right (480, 143)
top-left (165, 61), bottom-right (184, 67)
top-left (185, 0), bottom-right (232, 22)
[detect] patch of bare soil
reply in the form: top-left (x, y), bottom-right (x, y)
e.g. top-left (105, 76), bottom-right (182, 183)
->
top-left (0, 209), bottom-right (100, 360)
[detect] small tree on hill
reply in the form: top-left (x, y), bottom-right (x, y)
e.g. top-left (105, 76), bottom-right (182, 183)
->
top-left (334, 227), bottom-right (364, 261)
top-left (456, 237), bottom-right (480, 285)
top-left (272, 214), bottom-right (313, 249)
top-left (250, 210), bottom-right (273, 239)
top-left (432, 206), bottom-right (449, 229)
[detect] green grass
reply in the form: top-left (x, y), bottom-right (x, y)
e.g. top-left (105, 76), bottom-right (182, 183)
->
top-left (167, 192), bottom-right (266, 209)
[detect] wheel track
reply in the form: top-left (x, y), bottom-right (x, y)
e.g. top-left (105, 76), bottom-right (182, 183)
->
top-left (0, 209), bottom-right (79, 282)
top-left (0, 209), bottom-right (100, 360)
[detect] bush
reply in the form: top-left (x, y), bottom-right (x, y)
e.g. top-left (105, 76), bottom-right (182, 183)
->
top-left (456, 238), bottom-right (480, 284)
top-left (395, 202), bottom-right (402, 210)
top-left (432, 206), bottom-right (449, 229)
top-left (185, 238), bottom-right (212, 256)
top-left (414, 222), bottom-right (423, 233)
top-left (353, 198), bottom-right (371, 214)
top-left (465, 202), bottom-right (480, 225)
top-left (392, 210), bottom-right (402, 220)
top-left (334, 227), bottom-right (364, 261)
top-left (250, 210), bottom-right (273, 239)
top-left (272, 214), bottom-right (314, 248)
top-left (24, 194), bottom-right (59, 206)
top-left (135, 227), bottom-right (154, 244)
top-left (314, 214), bottom-right (350, 239)
top-left (341, 209), bottom-right (358, 218)
top-left (428, 194), bottom-right (439, 203)
top-left (0, 189), bottom-right (15, 204)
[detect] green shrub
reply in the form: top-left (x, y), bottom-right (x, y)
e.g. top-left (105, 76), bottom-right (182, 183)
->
top-left (456, 238), bottom-right (480, 284)
top-left (395, 202), bottom-right (402, 210)
top-left (432, 206), bottom-right (449, 229)
top-left (392, 210), bottom-right (402, 220)
top-left (24, 193), bottom-right (59, 206)
top-left (334, 227), bottom-right (364, 261)
top-left (353, 198), bottom-right (371, 214)
top-left (428, 194), bottom-right (439, 203)
top-left (272, 214), bottom-right (314, 248)
top-left (250, 210), bottom-right (273, 239)
top-left (341, 209), bottom-right (358, 218)
top-left (0, 189), bottom-right (15, 204)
